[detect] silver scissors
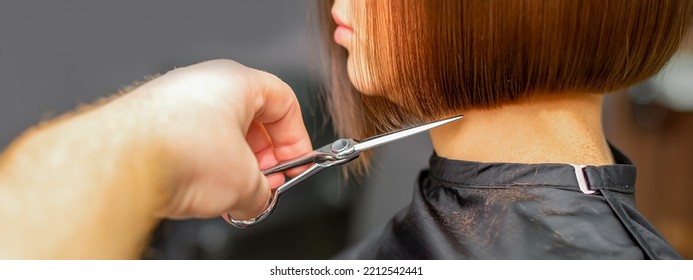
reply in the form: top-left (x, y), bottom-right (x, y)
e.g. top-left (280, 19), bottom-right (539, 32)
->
top-left (227, 115), bottom-right (463, 228)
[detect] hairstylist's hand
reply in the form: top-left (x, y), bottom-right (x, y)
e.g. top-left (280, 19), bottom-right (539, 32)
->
top-left (127, 59), bottom-right (313, 220)
top-left (0, 59), bottom-right (312, 258)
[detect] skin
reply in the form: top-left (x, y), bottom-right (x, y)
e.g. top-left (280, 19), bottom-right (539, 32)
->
top-left (430, 94), bottom-right (614, 166)
top-left (332, 0), bottom-right (614, 165)
top-left (0, 59), bottom-right (313, 258)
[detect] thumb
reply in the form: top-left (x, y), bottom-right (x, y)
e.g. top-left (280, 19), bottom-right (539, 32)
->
top-left (223, 169), bottom-right (272, 222)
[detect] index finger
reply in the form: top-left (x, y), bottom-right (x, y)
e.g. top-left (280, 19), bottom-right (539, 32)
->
top-left (248, 70), bottom-right (313, 176)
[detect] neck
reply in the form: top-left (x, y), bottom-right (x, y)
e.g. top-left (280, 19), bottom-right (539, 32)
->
top-left (430, 93), bottom-right (614, 165)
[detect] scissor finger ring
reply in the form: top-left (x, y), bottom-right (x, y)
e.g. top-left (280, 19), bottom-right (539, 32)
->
top-left (227, 188), bottom-right (280, 228)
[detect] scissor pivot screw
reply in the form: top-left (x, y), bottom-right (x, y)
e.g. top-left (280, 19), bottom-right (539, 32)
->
top-left (330, 139), bottom-right (349, 153)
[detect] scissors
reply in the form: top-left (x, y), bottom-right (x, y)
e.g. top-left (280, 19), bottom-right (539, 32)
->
top-left (227, 115), bottom-right (463, 228)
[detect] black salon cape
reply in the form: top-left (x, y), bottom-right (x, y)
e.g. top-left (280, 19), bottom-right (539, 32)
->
top-left (337, 147), bottom-right (681, 259)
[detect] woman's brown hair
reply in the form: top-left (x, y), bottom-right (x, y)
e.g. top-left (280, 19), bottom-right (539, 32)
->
top-left (319, 0), bottom-right (691, 170)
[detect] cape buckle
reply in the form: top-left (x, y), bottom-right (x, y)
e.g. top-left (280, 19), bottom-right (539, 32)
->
top-left (570, 164), bottom-right (596, 195)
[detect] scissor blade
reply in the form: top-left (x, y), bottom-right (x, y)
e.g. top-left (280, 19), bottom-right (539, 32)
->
top-left (353, 115), bottom-right (463, 152)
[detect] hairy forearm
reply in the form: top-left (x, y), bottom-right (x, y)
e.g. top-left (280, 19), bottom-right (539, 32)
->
top-left (0, 93), bottom-right (175, 259)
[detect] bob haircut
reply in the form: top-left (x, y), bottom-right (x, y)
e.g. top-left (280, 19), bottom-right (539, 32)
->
top-left (319, 0), bottom-right (692, 152)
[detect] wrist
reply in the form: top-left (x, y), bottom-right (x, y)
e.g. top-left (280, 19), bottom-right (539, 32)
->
top-left (99, 90), bottom-right (182, 215)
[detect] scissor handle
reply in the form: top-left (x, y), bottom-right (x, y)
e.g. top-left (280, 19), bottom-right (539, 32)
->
top-left (261, 151), bottom-right (322, 176)
top-left (226, 187), bottom-right (280, 228)
top-left (227, 163), bottom-right (329, 228)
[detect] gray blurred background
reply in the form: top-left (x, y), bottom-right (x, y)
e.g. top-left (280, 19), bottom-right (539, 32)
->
top-left (0, 0), bottom-right (429, 259)
top-left (2, 1), bottom-right (691, 259)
